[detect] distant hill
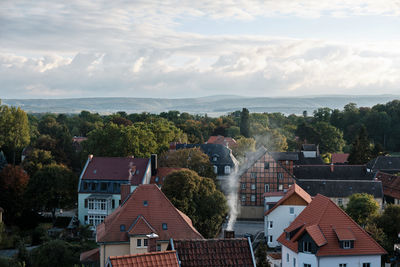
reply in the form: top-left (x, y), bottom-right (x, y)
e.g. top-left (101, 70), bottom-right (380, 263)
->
top-left (3, 95), bottom-right (400, 116)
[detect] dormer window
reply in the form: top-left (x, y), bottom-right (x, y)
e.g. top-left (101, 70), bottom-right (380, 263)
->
top-left (343, 240), bottom-right (351, 249)
top-left (162, 223), bottom-right (168, 230)
top-left (224, 166), bottom-right (231, 174)
top-left (120, 224), bottom-right (126, 232)
top-left (213, 156), bottom-right (218, 162)
top-left (303, 241), bottom-right (312, 253)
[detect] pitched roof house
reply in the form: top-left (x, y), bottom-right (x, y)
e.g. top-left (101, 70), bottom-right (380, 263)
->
top-left (206, 135), bottom-right (237, 148)
top-left (106, 251), bottom-right (179, 267)
top-left (367, 156), bottom-right (400, 174)
top-left (168, 238), bottom-right (256, 267)
top-left (77, 156), bottom-right (152, 226)
top-left (96, 184), bottom-right (203, 267)
top-left (277, 194), bottom-right (386, 267)
top-left (375, 171), bottom-right (400, 204)
top-left (150, 167), bottom-right (183, 187)
top-left (264, 184), bottom-right (312, 248)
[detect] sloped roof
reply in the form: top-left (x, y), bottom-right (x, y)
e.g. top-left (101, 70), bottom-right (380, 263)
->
top-left (107, 251), bottom-right (179, 267)
top-left (96, 184), bottom-right (203, 243)
top-left (150, 167), bottom-right (183, 187)
top-left (80, 248), bottom-right (100, 263)
top-left (293, 165), bottom-right (374, 180)
top-left (301, 144), bottom-right (318, 151)
top-left (206, 136), bottom-right (237, 147)
top-left (82, 157), bottom-right (150, 185)
top-left (264, 184), bottom-right (312, 216)
top-left (169, 238), bottom-right (256, 267)
top-left (367, 156), bottom-right (400, 173)
top-left (331, 153), bottom-right (349, 164)
top-left (297, 180), bottom-right (383, 198)
top-left (128, 216), bottom-right (157, 236)
top-left (270, 152), bottom-right (299, 161)
top-left (176, 143), bottom-right (238, 166)
top-left (277, 194), bottom-right (386, 257)
top-left (376, 171), bottom-right (400, 199)
top-left (334, 228), bottom-right (356, 241)
top-left (305, 225), bottom-right (327, 246)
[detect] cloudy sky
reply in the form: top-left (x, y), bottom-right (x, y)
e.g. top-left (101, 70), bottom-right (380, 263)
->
top-left (1, 0), bottom-right (400, 99)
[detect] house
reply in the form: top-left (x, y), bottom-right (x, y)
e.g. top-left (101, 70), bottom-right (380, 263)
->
top-left (150, 167), bottom-right (183, 188)
top-left (331, 153), bottom-right (349, 164)
top-left (264, 184), bottom-right (312, 248)
top-left (96, 184), bottom-right (203, 267)
top-left (168, 238), bottom-right (256, 267)
top-left (294, 144), bottom-right (324, 165)
top-left (77, 155), bottom-right (153, 226)
top-left (106, 251), bottom-right (179, 267)
top-left (206, 135), bottom-right (237, 148)
top-left (80, 247), bottom-right (100, 267)
top-left (277, 194), bottom-right (386, 267)
top-left (293, 165), bottom-right (384, 207)
top-left (238, 147), bottom-right (297, 219)
top-left (367, 156), bottom-right (400, 174)
top-left (267, 253), bottom-right (281, 267)
top-left (375, 171), bottom-right (400, 204)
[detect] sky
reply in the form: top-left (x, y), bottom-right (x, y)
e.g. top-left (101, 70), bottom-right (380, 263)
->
top-left (1, 0), bottom-right (400, 99)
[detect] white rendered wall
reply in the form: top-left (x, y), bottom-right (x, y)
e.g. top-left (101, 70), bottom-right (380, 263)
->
top-left (78, 193), bottom-right (121, 225)
top-left (265, 205), bottom-right (306, 247)
top-left (319, 255), bottom-right (381, 267)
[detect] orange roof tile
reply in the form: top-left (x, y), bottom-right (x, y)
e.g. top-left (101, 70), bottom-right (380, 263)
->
top-left (206, 136), bottom-right (237, 147)
top-left (150, 167), bottom-right (184, 186)
top-left (331, 153), bottom-right (349, 164)
top-left (128, 216), bottom-right (157, 236)
top-left (264, 184), bottom-right (312, 216)
top-left (376, 171), bottom-right (400, 200)
top-left (97, 184), bottom-right (203, 243)
top-left (80, 247), bottom-right (99, 263)
top-left (334, 228), bottom-right (356, 241)
top-left (305, 225), bottom-right (327, 246)
top-left (277, 194), bottom-right (386, 257)
top-left (107, 251), bottom-right (179, 267)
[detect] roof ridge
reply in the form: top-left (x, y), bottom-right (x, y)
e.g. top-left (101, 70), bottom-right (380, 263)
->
top-left (109, 250), bottom-right (177, 259)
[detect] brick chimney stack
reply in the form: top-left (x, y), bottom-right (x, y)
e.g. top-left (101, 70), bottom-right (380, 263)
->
top-left (146, 233), bottom-right (159, 252)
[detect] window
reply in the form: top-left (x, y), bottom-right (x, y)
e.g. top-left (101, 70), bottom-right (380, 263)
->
top-left (264, 184), bottom-right (269, 192)
top-left (88, 215), bottom-right (106, 226)
top-left (157, 244), bottom-right (161, 251)
top-left (362, 264), bottom-right (371, 267)
top-left (155, 177), bottom-right (159, 183)
top-left (290, 207), bottom-right (294, 215)
top-left (269, 221), bottom-right (273, 229)
top-left (143, 200), bottom-right (148, 206)
top-left (304, 264), bottom-right (311, 267)
top-left (143, 239), bottom-right (148, 247)
top-left (224, 166), bottom-right (231, 174)
top-left (303, 241), bottom-right (312, 253)
top-left (213, 156), bottom-right (217, 162)
top-left (286, 253), bottom-right (289, 262)
top-left (250, 172), bottom-right (257, 179)
top-left (241, 183), bottom-right (246, 190)
top-left (251, 195), bottom-right (256, 202)
top-left (264, 162), bottom-right (270, 169)
top-left (241, 195), bottom-right (246, 202)
top-left (137, 239), bottom-right (142, 247)
top-left (84, 215), bottom-right (88, 223)
top-left (343, 241), bottom-right (351, 249)
top-left (83, 182), bottom-right (88, 190)
top-left (120, 224), bottom-right (125, 232)
top-left (277, 172), bottom-right (283, 179)
top-left (339, 264), bottom-right (347, 267)
top-left (112, 199), bottom-right (115, 209)
top-left (162, 223), bottom-right (168, 230)
top-left (91, 182), bottom-right (96, 191)
top-left (100, 182), bottom-right (107, 191)
top-left (269, 235), bottom-right (273, 242)
top-left (251, 184), bottom-right (256, 190)
top-left (213, 165), bottom-right (218, 174)
top-left (338, 198), bottom-right (343, 206)
top-left (88, 199), bottom-right (107, 211)
top-left (293, 258), bottom-right (296, 267)
top-left (278, 184), bottom-right (283, 191)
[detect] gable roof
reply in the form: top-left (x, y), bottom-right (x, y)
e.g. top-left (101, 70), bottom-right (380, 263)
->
top-left (128, 216), bottom-right (157, 236)
top-left (293, 165), bottom-right (374, 180)
top-left (96, 184), bottom-right (203, 243)
top-left (206, 136), bottom-right (237, 147)
top-left (264, 184), bottom-right (312, 216)
top-left (176, 143), bottom-right (238, 166)
top-left (169, 238), bottom-right (256, 267)
top-left (367, 156), bottom-right (400, 173)
top-left (376, 171), bottom-right (400, 200)
top-left (107, 251), bottom-right (179, 267)
top-left (277, 194), bottom-right (386, 257)
top-left (82, 157), bottom-right (150, 185)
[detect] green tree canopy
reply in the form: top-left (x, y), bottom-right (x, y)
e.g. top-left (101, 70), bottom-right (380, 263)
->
top-left (159, 148), bottom-right (216, 179)
top-left (30, 240), bottom-right (79, 267)
top-left (22, 149), bottom-right (55, 177)
top-left (240, 108), bottom-right (250, 138)
top-left (231, 137), bottom-right (256, 159)
top-left (348, 126), bottom-right (372, 164)
top-left (376, 204), bottom-right (400, 253)
top-left (345, 193), bottom-right (379, 226)
top-left (162, 169), bottom-right (227, 238)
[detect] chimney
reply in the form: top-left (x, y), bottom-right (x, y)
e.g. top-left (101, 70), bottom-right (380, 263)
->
top-left (151, 154), bottom-right (158, 176)
top-left (88, 154), bottom-right (93, 161)
top-left (120, 184), bottom-right (131, 204)
top-left (146, 233), bottom-right (159, 252)
top-left (224, 230), bottom-right (235, 239)
top-left (330, 163), bottom-right (334, 172)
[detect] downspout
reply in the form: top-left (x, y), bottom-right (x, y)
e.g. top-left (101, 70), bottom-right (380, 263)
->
top-left (170, 238), bottom-right (181, 267)
top-left (247, 236), bottom-right (257, 267)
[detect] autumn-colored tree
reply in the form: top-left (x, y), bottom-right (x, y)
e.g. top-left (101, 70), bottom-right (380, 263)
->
top-left (0, 165), bottom-right (30, 223)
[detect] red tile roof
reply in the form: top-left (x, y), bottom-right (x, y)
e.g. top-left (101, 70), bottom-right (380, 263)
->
top-left (80, 247), bottom-right (100, 263)
top-left (334, 228), bottom-right (356, 241)
top-left (96, 184), bottom-right (203, 243)
top-left (264, 184), bottom-right (312, 216)
top-left (206, 136), bottom-right (237, 147)
top-left (305, 225), bottom-right (327, 246)
top-left (263, 191), bottom-right (285, 197)
top-left (82, 157), bottom-right (150, 185)
top-left (331, 153), bottom-right (349, 164)
top-left (128, 216), bottom-right (157, 236)
top-left (150, 167), bottom-right (183, 187)
top-left (169, 238), bottom-right (255, 267)
top-left (376, 171), bottom-right (400, 199)
top-left (277, 194), bottom-right (386, 257)
top-left (267, 252), bottom-right (281, 260)
top-left (107, 251), bottom-right (179, 267)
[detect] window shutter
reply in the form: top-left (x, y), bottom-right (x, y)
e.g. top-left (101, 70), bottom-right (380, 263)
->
top-left (112, 199), bottom-right (115, 209)
top-left (84, 199), bottom-right (88, 208)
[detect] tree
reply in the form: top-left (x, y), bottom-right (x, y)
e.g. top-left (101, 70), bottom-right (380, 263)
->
top-left (22, 149), bottom-right (55, 176)
top-left (0, 105), bottom-right (30, 164)
top-left (255, 242), bottom-right (269, 267)
top-left (240, 108), bottom-right (250, 138)
top-left (0, 165), bottom-right (30, 223)
top-left (159, 148), bottom-right (216, 179)
top-left (0, 151), bottom-right (7, 172)
top-left (314, 122), bottom-right (345, 153)
top-left (26, 164), bottom-right (77, 222)
top-left (30, 240), bottom-right (79, 267)
top-left (348, 126), bottom-right (372, 164)
top-left (345, 193), bottom-right (379, 227)
top-left (255, 129), bottom-right (288, 152)
top-left (376, 204), bottom-right (400, 253)
top-left (162, 170), bottom-right (227, 238)
top-left (231, 137), bottom-right (256, 159)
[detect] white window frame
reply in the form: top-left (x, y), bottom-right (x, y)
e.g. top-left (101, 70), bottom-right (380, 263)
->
top-left (278, 184), bottom-right (283, 191)
top-left (137, 238), bottom-right (142, 247)
top-left (143, 238), bottom-right (148, 247)
top-left (269, 235), bottom-right (273, 242)
top-left (251, 183), bottom-right (256, 190)
top-left (303, 241), bottom-right (312, 253)
top-left (304, 264), bottom-right (311, 267)
top-left (362, 263), bottom-right (371, 267)
top-left (338, 198), bottom-right (343, 206)
top-left (264, 184), bottom-right (269, 192)
top-left (286, 253), bottom-right (289, 262)
top-left (88, 214), bottom-right (106, 226)
top-left (241, 194), bottom-right (246, 202)
top-left (339, 264), bottom-right (347, 267)
top-left (343, 240), bottom-right (351, 249)
top-left (241, 183), bottom-right (246, 190)
top-left (269, 221), bottom-right (273, 229)
top-left (224, 165), bottom-right (231, 174)
top-left (88, 199), bottom-right (107, 211)
top-left (251, 195), bottom-right (256, 202)
top-left (213, 165), bottom-right (218, 174)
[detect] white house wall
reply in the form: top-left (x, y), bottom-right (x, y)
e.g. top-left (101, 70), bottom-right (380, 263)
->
top-left (265, 205), bottom-right (307, 248)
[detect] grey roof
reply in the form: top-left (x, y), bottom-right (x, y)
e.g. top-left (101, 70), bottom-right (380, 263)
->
top-left (366, 156), bottom-right (400, 173)
top-left (176, 143), bottom-right (238, 167)
top-left (297, 180), bottom-right (383, 199)
top-left (238, 146), bottom-right (268, 177)
top-left (293, 165), bottom-right (375, 181)
top-left (294, 152), bottom-right (324, 165)
top-left (270, 152), bottom-right (299, 161)
top-left (301, 144), bottom-right (318, 151)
